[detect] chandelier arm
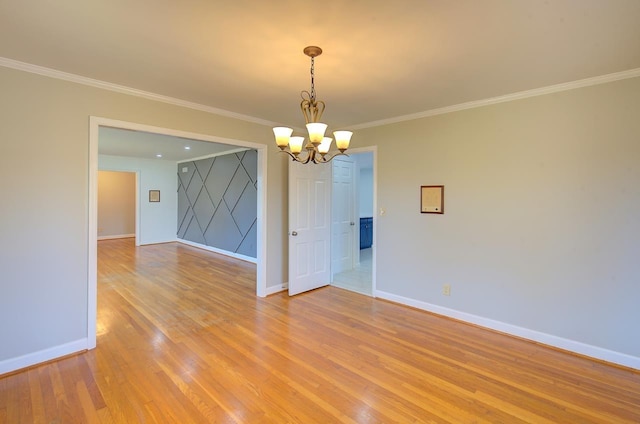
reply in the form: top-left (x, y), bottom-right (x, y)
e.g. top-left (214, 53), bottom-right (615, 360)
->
top-left (306, 148), bottom-right (316, 164)
top-left (314, 101), bottom-right (325, 122)
top-left (304, 152), bottom-right (314, 164)
top-left (300, 98), bottom-right (326, 123)
top-left (278, 150), bottom-right (302, 162)
top-left (277, 149), bottom-right (314, 164)
top-left (278, 149), bottom-right (349, 164)
top-left (320, 152), bottom-right (349, 163)
top-left (300, 98), bottom-right (312, 124)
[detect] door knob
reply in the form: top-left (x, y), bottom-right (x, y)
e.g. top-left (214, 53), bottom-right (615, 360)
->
top-left (291, 231), bottom-right (298, 236)
top-left (350, 222), bottom-right (355, 226)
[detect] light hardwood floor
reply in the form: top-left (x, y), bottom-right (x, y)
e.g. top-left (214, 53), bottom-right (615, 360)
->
top-left (1, 238), bottom-right (639, 423)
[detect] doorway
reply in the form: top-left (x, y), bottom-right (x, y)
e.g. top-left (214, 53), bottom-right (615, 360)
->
top-left (331, 148), bottom-right (376, 296)
top-left (87, 116), bottom-right (268, 350)
top-left (97, 170), bottom-right (137, 243)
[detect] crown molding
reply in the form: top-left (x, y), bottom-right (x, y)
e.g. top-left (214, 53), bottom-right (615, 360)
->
top-left (350, 68), bottom-right (640, 130)
top-left (3, 56), bottom-right (639, 132)
top-left (0, 56), bottom-right (279, 128)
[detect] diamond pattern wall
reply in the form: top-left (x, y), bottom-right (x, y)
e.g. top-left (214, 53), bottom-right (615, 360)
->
top-left (177, 150), bottom-right (257, 258)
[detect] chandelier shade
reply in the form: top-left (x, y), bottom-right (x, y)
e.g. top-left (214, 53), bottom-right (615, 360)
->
top-left (318, 137), bottom-right (332, 154)
top-left (288, 136), bottom-right (305, 154)
top-left (306, 122), bottom-right (328, 146)
top-left (273, 127), bottom-right (293, 148)
top-left (273, 46), bottom-right (353, 164)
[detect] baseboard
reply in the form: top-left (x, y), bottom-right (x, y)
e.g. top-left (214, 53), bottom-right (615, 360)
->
top-left (97, 233), bottom-right (135, 241)
top-left (176, 239), bottom-right (257, 264)
top-left (375, 290), bottom-right (640, 371)
top-left (266, 283), bottom-right (288, 296)
top-left (0, 338), bottom-right (88, 376)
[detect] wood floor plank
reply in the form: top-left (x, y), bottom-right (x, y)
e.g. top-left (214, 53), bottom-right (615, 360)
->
top-left (1, 238), bottom-right (639, 423)
top-left (26, 368), bottom-right (45, 424)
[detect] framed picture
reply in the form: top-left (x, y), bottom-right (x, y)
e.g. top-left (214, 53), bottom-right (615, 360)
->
top-left (149, 190), bottom-right (160, 202)
top-left (421, 185), bottom-right (444, 214)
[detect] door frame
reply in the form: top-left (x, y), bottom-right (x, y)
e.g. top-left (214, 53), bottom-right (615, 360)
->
top-left (88, 116), bottom-right (268, 349)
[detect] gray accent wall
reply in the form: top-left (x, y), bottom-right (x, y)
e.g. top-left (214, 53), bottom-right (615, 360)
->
top-left (177, 150), bottom-right (257, 258)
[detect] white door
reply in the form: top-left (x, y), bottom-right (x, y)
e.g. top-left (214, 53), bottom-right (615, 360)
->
top-left (288, 160), bottom-right (332, 296)
top-left (331, 157), bottom-right (356, 274)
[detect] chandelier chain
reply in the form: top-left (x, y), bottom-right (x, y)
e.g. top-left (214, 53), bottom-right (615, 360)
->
top-left (310, 56), bottom-right (316, 102)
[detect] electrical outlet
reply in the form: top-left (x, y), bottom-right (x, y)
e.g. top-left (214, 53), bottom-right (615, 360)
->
top-left (442, 284), bottom-right (451, 296)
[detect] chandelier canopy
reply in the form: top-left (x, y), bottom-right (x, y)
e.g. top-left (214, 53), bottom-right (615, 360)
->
top-left (273, 46), bottom-right (352, 164)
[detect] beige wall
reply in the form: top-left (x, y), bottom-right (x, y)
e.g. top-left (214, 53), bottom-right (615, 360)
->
top-left (357, 76), bottom-right (640, 363)
top-left (98, 170), bottom-right (135, 238)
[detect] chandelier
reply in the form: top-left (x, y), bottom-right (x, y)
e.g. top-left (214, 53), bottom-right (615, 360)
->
top-left (273, 46), bottom-right (353, 164)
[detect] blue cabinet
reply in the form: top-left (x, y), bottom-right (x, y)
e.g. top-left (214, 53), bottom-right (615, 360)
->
top-left (360, 217), bottom-right (373, 249)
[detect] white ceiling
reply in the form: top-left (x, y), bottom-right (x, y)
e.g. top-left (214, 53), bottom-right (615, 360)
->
top-left (98, 127), bottom-right (244, 161)
top-left (1, 0), bottom-right (639, 133)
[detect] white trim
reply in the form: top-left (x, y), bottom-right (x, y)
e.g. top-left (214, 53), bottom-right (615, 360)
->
top-left (266, 283), bottom-right (288, 296)
top-left (255, 142), bottom-right (267, 297)
top-left (134, 172), bottom-right (141, 247)
top-left (88, 120), bottom-right (98, 350)
top-left (374, 290), bottom-right (640, 371)
top-left (0, 57), bottom-right (278, 128)
top-left (0, 339), bottom-right (88, 376)
top-left (176, 148), bottom-right (249, 164)
top-left (177, 239), bottom-right (257, 264)
top-left (97, 234), bottom-right (135, 241)
top-left (350, 68), bottom-right (640, 130)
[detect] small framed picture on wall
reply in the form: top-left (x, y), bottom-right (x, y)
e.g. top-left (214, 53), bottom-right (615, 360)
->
top-left (149, 190), bottom-right (160, 202)
top-left (421, 185), bottom-right (444, 214)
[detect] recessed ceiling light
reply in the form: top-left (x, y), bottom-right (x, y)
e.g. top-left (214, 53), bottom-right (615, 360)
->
top-left (156, 154), bottom-right (162, 158)
top-left (184, 146), bottom-right (191, 150)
